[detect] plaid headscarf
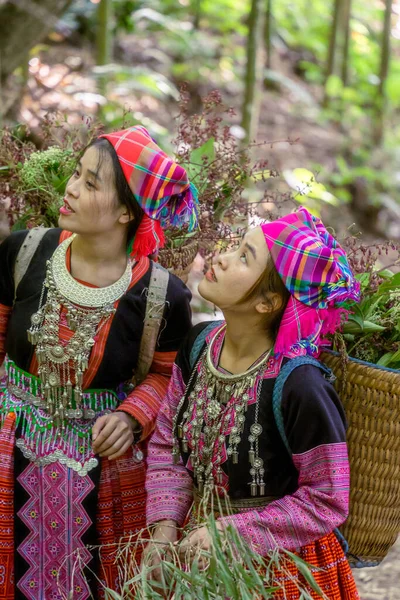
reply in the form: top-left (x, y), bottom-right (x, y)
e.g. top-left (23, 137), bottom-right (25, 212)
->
top-left (261, 207), bottom-right (360, 355)
top-left (101, 126), bottom-right (198, 257)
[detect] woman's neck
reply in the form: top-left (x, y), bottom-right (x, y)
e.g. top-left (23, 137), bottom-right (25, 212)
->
top-left (69, 230), bottom-right (129, 287)
top-left (71, 230), bottom-right (127, 265)
top-left (219, 312), bottom-right (274, 373)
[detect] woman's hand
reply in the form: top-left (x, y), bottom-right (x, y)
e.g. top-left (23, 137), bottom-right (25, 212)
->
top-left (92, 412), bottom-right (139, 460)
top-left (143, 520), bottom-right (179, 587)
top-left (177, 524), bottom-right (223, 569)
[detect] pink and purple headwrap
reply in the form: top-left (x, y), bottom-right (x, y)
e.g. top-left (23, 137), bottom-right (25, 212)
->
top-left (101, 126), bottom-right (198, 258)
top-left (261, 207), bottom-right (360, 356)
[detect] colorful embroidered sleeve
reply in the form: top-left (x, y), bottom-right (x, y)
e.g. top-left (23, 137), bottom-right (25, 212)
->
top-left (117, 351), bottom-right (176, 440)
top-left (117, 273), bottom-right (192, 441)
top-left (145, 360), bottom-right (193, 525)
top-left (220, 365), bottom-right (350, 555)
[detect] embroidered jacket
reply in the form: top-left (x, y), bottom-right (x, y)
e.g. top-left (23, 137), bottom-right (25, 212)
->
top-left (0, 228), bottom-right (191, 598)
top-left (146, 322), bottom-right (350, 557)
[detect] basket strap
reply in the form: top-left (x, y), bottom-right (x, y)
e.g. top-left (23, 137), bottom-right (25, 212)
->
top-left (272, 356), bottom-right (348, 554)
top-left (272, 356), bottom-right (331, 456)
top-left (135, 261), bottom-right (169, 385)
top-left (189, 321), bottom-right (224, 371)
top-left (13, 227), bottom-right (49, 303)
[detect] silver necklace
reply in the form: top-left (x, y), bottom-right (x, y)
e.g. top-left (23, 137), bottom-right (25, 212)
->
top-left (27, 235), bottom-right (133, 424)
top-left (174, 325), bottom-right (272, 498)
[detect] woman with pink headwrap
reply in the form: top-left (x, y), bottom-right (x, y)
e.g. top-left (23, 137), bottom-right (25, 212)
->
top-left (145, 207), bottom-right (360, 599)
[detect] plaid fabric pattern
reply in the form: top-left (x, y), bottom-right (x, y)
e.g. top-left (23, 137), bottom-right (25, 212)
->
top-left (261, 208), bottom-right (360, 355)
top-left (261, 208), bottom-right (360, 309)
top-left (102, 126), bottom-right (198, 231)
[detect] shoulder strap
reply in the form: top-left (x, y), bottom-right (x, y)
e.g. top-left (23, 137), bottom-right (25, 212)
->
top-left (134, 261), bottom-right (170, 385)
top-left (272, 356), bottom-right (332, 455)
top-left (13, 227), bottom-right (49, 302)
top-left (189, 320), bottom-right (224, 371)
top-left (271, 355), bottom-right (348, 554)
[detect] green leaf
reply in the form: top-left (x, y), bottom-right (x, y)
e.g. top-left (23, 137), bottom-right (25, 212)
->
top-left (389, 348), bottom-right (400, 365)
top-left (377, 273), bottom-right (400, 295)
top-left (181, 138), bottom-right (215, 182)
top-left (343, 320), bottom-right (386, 334)
top-left (377, 352), bottom-right (395, 367)
top-left (347, 314), bottom-right (364, 329)
top-left (343, 334), bottom-right (355, 342)
top-left (283, 550), bottom-right (324, 596)
top-left (355, 272), bottom-right (371, 290)
top-left (377, 268), bottom-right (394, 279)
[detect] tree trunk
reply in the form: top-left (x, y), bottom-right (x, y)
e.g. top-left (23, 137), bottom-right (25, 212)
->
top-left (341, 0), bottom-right (352, 85)
top-left (324, 0), bottom-right (342, 104)
top-left (374, 0), bottom-right (393, 144)
top-left (241, 0), bottom-right (265, 146)
top-left (97, 0), bottom-right (113, 66)
top-left (0, 0), bottom-right (72, 82)
top-left (265, 0), bottom-right (272, 69)
top-left (193, 0), bottom-right (201, 30)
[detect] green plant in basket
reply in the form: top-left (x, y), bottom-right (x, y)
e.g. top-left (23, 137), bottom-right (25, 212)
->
top-left (336, 238), bottom-right (400, 369)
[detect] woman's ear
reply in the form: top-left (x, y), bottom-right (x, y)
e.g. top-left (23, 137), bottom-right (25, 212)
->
top-left (255, 292), bottom-right (284, 315)
top-left (118, 206), bottom-right (134, 225)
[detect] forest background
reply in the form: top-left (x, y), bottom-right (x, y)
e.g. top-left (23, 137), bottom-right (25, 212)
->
top-left (0, 1), bottom-right (399, 597)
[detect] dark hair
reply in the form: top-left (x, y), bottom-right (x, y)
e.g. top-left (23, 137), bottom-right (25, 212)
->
top-left (239, 255), bottom-right (290, 338)
top-left (89, 137), bottom-right (144, 245)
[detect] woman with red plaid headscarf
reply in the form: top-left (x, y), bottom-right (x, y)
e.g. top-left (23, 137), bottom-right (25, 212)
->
top-left (0, 126), bottom-right (198, 599)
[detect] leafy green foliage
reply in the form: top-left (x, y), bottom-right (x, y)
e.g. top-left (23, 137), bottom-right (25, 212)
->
top-left (339, 245), bottom-right (400, 369)
top-left (18, 147), bottom-right (75, 198)
top-left (14, 147), bottom-right (76, 228)
top-left (100, 513), bottom-right (322, 599)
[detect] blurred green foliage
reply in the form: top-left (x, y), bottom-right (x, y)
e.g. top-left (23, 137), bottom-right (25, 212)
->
top-left (7, 0), bottom-right (400, 220)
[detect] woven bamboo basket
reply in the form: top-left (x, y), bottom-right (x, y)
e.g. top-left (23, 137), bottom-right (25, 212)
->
top-left (159, 240), bottom-right (200, 282)
top-left (320, 351), bottom-right (400, 566)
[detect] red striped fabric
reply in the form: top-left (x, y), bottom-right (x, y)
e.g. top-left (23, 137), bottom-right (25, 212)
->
top-left (0, 412), bottom-right (16, 600)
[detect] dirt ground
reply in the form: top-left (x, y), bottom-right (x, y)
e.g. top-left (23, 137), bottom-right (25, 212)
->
top-left (353, 538), bottom-right (400, 600)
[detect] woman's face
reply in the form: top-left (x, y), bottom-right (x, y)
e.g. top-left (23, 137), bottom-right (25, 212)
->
top-left (198, 226), bottom-right (269, 310)
top-left (59, 146), bottom-right (128, 236)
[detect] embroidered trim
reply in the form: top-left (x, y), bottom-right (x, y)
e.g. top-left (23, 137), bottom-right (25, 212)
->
top-left (15, 439), bottom-right (98, 475)
top-left (2, 358), bottom-right (119, 476)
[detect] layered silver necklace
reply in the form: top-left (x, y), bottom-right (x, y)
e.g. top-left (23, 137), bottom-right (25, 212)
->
top-left (173, 325), bottom-right (272, 499)
top-left (27, 234), bottom-right (132, 423)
